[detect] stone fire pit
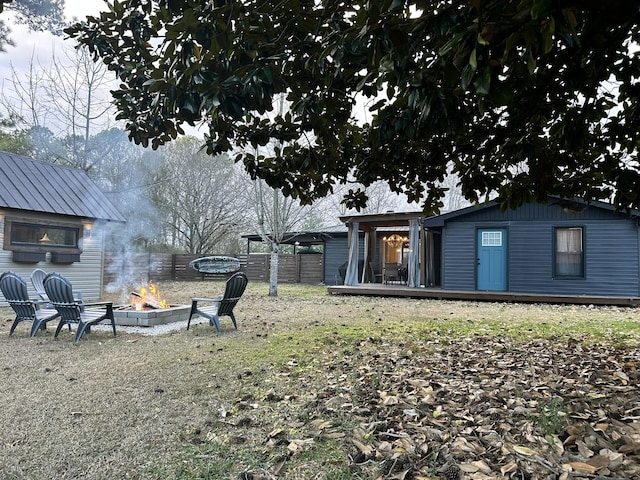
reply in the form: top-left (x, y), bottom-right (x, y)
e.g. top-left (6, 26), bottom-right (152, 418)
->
top-left (113, 304), bottom-right (191, 327)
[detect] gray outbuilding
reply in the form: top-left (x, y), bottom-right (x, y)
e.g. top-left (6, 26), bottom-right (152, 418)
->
top-left (0, 151), bottom-right (125, 301)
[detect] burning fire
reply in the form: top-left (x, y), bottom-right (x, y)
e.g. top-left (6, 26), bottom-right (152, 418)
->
top-left (132, 282), bottom-right (169, 310)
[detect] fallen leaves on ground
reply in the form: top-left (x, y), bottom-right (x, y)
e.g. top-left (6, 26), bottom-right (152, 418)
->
top-left (232, 336), bottom-right (639, 479)
top-left (322, 337), bottom-right (639, 479)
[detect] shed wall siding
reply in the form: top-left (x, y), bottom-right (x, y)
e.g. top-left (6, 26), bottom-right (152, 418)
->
top-left (441, 216), bottom-right (640, 297)
top-left (324, 238), bottom-right (348, 285)
top-left (508, 222), bottom-right (551, 293)
top-left (442, 223), bottom-right (477, 291)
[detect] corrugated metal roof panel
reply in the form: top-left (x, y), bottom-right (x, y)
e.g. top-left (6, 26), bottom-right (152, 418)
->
top-left (0, 151), bottom-right (126, 222)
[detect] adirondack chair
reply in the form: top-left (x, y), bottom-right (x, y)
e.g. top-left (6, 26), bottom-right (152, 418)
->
top-left (187, 272), bottom-right (248, 332)
top-left (31, 268), bottom-right (83, 308)
top-left (43, 273), bottom-right (116, 342)
top-left (0, 271), bottom-right (60, 337)
top-left (30, 268), bottom-right (49, 303)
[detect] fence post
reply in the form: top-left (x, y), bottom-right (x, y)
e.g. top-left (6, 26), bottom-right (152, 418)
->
top-left (171, 254), bottom-right (177, 281)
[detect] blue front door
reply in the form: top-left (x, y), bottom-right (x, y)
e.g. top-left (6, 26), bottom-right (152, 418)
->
top-left (477, 229), bottom-right (507, 291)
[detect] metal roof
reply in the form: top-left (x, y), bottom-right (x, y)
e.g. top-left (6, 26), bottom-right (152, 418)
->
top-left (0, 151), bottom-right (126, 222)
top-left (242, 224), bottom-right (348, 245)
top-left (423, 196), bottom-right (640, 227)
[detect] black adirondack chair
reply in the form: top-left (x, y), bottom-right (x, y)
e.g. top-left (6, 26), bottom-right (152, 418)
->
top-left (43, 273), bottom-right (116, 342)
top-left (187, 272), bottom-right (248, 332)
top-left (0, 271), bottom-right (60, 337)
top-left (31, 268), bottom-right (84, 309)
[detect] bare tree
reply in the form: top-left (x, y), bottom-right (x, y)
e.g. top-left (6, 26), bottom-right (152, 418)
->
top-left (329, 180), bottom-right (411, 218)
top-left (150, 136), bottom-right (246, 254)
top-left (438, 164), bottom-right (470, 212)
top-left (238, 95), bottom-right (323, 295)
top-left (248, 173), bottom-right (317, 296)
top-left (253, 174), bottom-right (310, 297)
top-left (1, 44), bottom-right (116, 172)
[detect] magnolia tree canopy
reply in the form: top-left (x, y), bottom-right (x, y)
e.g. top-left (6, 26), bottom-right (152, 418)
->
top-left (67, 0), bottom-right (640, 213)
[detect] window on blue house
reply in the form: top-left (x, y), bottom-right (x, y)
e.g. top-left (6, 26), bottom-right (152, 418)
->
top-left (555, 227), bottom-right (584, 278)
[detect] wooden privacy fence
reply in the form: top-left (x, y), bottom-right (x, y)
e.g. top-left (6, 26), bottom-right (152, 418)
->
top-left (103, 253), bottom-right (323, 285)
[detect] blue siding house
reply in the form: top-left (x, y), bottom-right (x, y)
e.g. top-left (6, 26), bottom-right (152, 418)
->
top-left (424, 198), bottom-right (640, 297)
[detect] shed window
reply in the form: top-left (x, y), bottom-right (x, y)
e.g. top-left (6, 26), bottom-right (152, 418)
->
top-left (11, 223), bottom-right (79, 248)
top-left (4, 217), bottom-right (83, 263)
top-left (555, 227), bottom-right (583, 278)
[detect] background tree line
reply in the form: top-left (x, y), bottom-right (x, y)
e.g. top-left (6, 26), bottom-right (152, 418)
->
top-left (0, 45), bottom-right (450, 259)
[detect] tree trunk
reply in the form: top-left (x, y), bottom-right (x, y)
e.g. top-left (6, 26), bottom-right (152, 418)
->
top-left (269, 243), bottom-right (279, 297)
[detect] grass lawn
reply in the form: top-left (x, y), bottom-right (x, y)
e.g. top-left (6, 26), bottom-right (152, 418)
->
top-left (0, 281), bottom-right (639, 480)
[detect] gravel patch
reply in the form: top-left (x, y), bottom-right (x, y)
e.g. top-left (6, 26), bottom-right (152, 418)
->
top-left (93, 317), bottom-right (209, 335)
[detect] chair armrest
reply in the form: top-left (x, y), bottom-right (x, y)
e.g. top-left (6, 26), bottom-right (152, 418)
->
top-left (191, 297), bottom-right (222, 303)
top-left (82, 301), bottom-right (113, 308)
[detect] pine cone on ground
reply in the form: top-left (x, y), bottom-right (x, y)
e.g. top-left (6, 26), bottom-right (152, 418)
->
top-left (443, 463), bottom-right (460, 480)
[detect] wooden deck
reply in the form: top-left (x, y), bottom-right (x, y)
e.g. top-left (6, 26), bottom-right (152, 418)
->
top-left (326, 284), bottom-right (640, 307)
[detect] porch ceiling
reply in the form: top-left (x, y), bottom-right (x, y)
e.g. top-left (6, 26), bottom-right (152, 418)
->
top-left (339, 211), bottom-right (424, 229)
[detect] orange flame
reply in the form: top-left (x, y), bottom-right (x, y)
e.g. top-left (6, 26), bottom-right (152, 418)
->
top-left (132, 282), bottom-right (169, 309)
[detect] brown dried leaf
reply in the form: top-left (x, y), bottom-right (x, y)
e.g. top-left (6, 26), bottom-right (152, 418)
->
top-left (352, 438), bottom-right (374, 455)
top-left (388, 469), bottom-right (410, 480)
top-left (566, 461), bottom-right (598, 474)
top-left (309, 419), bottom-right (333, 430)
top-left (513, 445), bottom-right (538, 456)
top-left (471, 459), bottom-right (492, 474)
top-left (586, 454), bottom-right (610, 469)
top-left (459, 463), bottom-right (479, 473)
top-left (500, 460), bottom-right (518, 475)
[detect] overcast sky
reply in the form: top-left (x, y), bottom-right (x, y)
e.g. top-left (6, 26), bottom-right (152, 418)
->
top-left (1, 0), bottom-right (107, 98)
